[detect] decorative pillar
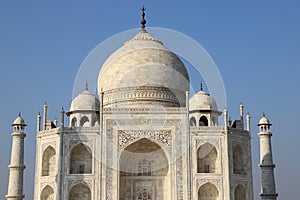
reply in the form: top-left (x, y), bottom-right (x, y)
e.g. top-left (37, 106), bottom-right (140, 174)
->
top-left (246, 113), bottom-right (251, 132)
top-left (240, 102), bottom-right (244, 129)
top-left (224, 108), bottom-right (228, 127)
top-left (43, 102), bottom-right (47, 130)
top-left (37, 112), bottom-right (41, 132)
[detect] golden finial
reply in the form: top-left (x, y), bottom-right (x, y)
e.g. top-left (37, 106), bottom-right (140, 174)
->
top-left (85, 81), bottom-right (88, 91)
top-left (141, 6), bottom-right (146, 29)
top-left (200, 81), bottom-right (203, 91)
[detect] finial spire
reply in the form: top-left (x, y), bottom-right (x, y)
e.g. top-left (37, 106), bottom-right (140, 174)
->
top-left (18, 112), bottom-right (21, 117)
top-left (85, 81), bottom-right (88, 91)
top-left (200, 81), bottom-right (203, 91)
top-left (263, 112), bottom-right (266, 117)
top-left (141, 6), bottom-right (146, 29)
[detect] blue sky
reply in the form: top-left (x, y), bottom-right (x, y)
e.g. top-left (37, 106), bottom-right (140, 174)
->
top-left (0, 1), bottom-right (299, 199)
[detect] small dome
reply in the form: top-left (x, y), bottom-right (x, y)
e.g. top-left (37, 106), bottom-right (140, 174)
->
top-left (189, 90), bottom-right (219, 111)
top-left (12, 114), bottom-right (26, 126)
top-left (69, 89), bottom-right (100, 113)
top-left (258, 115), bottom-right (271, 125)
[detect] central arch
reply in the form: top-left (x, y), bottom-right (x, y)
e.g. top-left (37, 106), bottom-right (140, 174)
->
top-left (119, 138), bottom-right (170, 200)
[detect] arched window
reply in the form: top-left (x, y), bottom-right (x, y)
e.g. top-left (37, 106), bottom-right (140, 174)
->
top-left (234, 184), bottom-right (246, 200)
top-left (199, 116), bottom-right (208, 126)
top-left (211, 117), bottom-right (217, 126)
top-left (42, 146), bottom-right (56, 176)
top-left (198, 183), bottom-right (219, 200)
top-left (94, 121), bottom-right (99, 127)
top-left (69, 183), bottom-right (91, 200)
top-left (70, 143), bottom-right (92, 174)
top-left (190, 117), bottom-right (196, 126)
top-left (41, 185), bottom-right (54, 200)
top-left (92, 118), bottom-right (99, 127)
top-left (233, 145), bottom-right (246, 175)
top-left (197, 143), bottom-right (219, 173)
top-left (71, 117), bottom-right (77, 127)
top-left (80, 116), bottom-right (89, 127)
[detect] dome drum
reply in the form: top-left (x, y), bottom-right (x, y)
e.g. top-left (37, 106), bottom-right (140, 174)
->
top-left (102, 85), bottom-right (186, 107)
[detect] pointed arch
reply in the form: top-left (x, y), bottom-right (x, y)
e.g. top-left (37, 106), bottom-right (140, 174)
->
top-left (190, 117), bottom-right (196, 126)
top-left (42, 146), bottom-right (56, 176)
top-left (234, 184), bottom-right (246, 200)
top-left (80, 116), bottom-right (89, 127)
top-left (198, 183), bottom-right (219, 200)
top-left (70, 143), bottom-right (92, 174)
top-left (41, 185), bottom-right (54, 200)
top-left (71, 117), bottom-right (77, 127)
top-left (211, 116), bottom-right (217, 126)
top-left (197, 143), bottom-right (219, 173)
top-left (91, 117), bottom-right (99, 127)
top-left (233, 145), bottom-right (246, 175)
top-left (119, 138), bottom-right (170, 200)
top-left (199, 116), bottom-right (208, 126)
top-left (68, 183), bottom-right (91, 200)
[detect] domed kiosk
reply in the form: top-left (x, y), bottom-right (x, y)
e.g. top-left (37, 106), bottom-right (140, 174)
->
top-left (66, 85), bottom-right (100, 127)
top-left (189, 82), bottom-right (222, 127)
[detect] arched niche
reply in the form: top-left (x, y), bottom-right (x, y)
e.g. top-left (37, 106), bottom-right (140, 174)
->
top-left (198, 183), bottom-right (219, 200)
top-left (233, 145), bottom-right (246, 175)
top-left (42, 146), bottom-right (56, 177)
top-left (41, 185), bottom-right (54, 200)
top-left (70, 143), bottom-right (92, 174)
top-left (197, 143), bottom-right (219, 174)
top-left (69, 183), bottom-right (91, 200)
top-left (234, 184), bottom-right (246, 200)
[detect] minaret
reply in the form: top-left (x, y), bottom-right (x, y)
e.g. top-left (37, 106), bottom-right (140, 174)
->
top-left (6, 113), bottom-right (27, 200)
top-left (258, 114), bottom-right (278, 200)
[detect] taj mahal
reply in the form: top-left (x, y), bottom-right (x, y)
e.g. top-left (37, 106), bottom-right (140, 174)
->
top-left (5, 8), bottom-right (278, 200)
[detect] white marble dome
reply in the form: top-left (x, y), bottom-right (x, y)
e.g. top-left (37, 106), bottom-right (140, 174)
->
top-left (69, 89), bottom-right (100, 112)
top-left (97, 29), bottom-right (190, 107)
top-left (12, 115), bottom-right (26, 126)
top-left (189, 90), bottom-right (219, 111)
top-left (258, 115), bottom-right (271, 125)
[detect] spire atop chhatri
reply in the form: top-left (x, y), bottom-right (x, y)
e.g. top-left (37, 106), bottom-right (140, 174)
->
top-left (141, 6), bottom-right (146, 29)
top-left (200, 81), bottom-right (203, 91)
top-left (85, 81), bottom-right (89, 91)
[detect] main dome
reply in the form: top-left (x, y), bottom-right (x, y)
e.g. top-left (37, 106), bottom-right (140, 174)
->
top-left (97, 29), bottom-right (190, 107)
